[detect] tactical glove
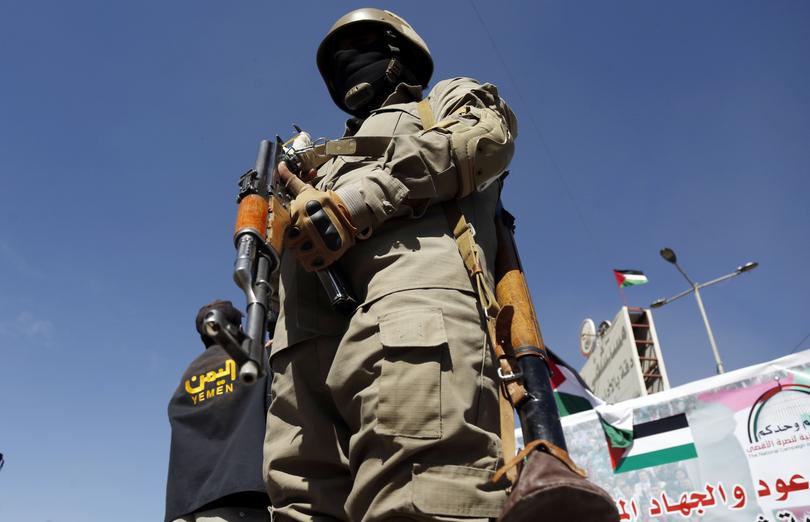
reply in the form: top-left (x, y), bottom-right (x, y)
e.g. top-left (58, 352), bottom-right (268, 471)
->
top-left (285, 184), bottom-right (358, 272)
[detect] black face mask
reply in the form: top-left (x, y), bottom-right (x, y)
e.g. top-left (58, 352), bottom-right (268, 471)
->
top-left (331, 44), bottom-right (396, 116)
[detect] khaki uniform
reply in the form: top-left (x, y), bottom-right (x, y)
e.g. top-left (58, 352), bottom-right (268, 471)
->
top-left (172, 506), bottom-right (269, 522)
top-left (264, 78), bottom-right (516, 521)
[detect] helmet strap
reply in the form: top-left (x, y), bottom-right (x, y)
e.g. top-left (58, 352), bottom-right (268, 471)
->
top-left (343, 34), bottom-right (409, 115)
top-left (344, 59), bottom-right (401, 111)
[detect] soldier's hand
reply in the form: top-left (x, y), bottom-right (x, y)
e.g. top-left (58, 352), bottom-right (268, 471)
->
top-left (279, 162), bottom-right (357, 271)
top-left (195, 300), bottom-right (243, 348)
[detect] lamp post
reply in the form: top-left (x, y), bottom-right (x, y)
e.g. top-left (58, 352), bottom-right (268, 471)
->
top-left (650, 247), bottom-right (758, 374)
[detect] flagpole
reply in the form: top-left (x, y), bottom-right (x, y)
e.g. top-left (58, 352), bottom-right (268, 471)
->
top-left (619, 285), bottom-right (628, 308)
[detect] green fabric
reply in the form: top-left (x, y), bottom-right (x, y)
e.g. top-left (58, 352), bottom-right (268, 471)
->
top-left (621, 278), bottom-right (647, 287)
top-left (554, 391), bottom-right (594, 417)
top-left (614, 444), bottom-right (698, 473)
top-left (600, 418), bottom-right (633, 449)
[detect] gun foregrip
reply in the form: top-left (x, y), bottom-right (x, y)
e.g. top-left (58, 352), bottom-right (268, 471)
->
top-left (235, 195), bottom-right (268, 241)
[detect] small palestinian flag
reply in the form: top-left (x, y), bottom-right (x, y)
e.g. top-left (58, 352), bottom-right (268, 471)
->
top-left (515, 350), bottom-right (606, 450)
top-left (599, 404), bottom-right (634, 454)
top-left (547, 349), bottom-right (605, 416)
top-left (609, 413), bottom-right (698, 473)
top-left (613, 269), bottom-right (649, 288)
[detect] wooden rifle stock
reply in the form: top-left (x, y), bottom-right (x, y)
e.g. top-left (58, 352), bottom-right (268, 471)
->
top-left (494, 204), bottom-right (568, 450)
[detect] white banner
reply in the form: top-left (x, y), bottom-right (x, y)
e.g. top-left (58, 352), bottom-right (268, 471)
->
top-left (559, 350), bottom-right (810, 522)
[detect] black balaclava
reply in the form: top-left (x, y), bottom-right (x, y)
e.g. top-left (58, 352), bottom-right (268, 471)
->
top-left (330, 34), bottom-right (418, 118)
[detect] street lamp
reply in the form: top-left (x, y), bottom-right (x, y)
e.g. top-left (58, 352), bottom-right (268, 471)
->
top-left (650, 247), bottom-right (759, 374)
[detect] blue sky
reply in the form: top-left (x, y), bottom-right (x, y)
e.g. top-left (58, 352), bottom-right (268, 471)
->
top-left (1, 1), bottom-right (808, 520)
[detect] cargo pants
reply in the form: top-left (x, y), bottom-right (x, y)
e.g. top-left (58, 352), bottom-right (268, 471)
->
top-left (264, 288), bottom-right (508, 521)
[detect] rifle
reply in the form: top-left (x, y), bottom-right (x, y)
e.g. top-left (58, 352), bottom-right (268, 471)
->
top-left (493, 202), bottom-right (619, 521)
top-left (493, 203), bottom-right (567, 448)
top-left (203, 140), bottom-right (278, 384)
top-left (204, 137), bottom-right (358, 383)
top-left (275, 132), bottom-right (358, 314)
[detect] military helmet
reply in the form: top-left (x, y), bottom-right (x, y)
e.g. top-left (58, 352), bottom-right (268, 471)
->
top-left (317, 8), bottom-right (434, 113)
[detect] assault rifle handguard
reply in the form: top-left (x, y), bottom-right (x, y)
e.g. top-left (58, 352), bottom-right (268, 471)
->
top-left (211, 140), bottom-right (278, 384)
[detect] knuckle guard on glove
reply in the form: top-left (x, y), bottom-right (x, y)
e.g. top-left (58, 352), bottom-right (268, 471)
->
top-left (288, 188), bottom-right (357, 271)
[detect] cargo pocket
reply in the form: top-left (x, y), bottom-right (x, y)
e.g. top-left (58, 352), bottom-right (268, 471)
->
top-left (376, 307), bottom-right (447, 439)
top-left (412, 464), bottom-right (507, 517)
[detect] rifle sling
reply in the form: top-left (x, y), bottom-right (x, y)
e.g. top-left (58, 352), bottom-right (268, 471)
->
top-left (441, 201), bottom-right (528, 408)
top-left (289, 137), bottom-right (395, 175)
top-left (323, 136), bottom-right (393, 157)
top-left (300, 105), bottom-right (531, 402)
top-left (417, 99), bottom-right (526, 483)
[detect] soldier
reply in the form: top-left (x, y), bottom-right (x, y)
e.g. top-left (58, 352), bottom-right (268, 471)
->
top-left (166, 300), bottom-right (272, 522)
top-left (264, 8), bottom-right (517, 521)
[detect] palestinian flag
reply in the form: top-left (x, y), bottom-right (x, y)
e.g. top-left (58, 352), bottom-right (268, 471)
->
top-left (547, 349), bottom-right (605, 416)
top-left (515, 350), bottom-right (607, 450)
top-left (598, 404), bottom-right (634, 456)
top-left (613, 269), bottom-right (648, 288)
top-left (609, 413), bottom-right (698, 473)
